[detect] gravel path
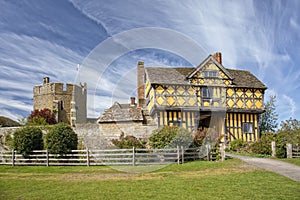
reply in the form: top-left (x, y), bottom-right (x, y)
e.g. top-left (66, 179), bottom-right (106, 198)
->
top-left (227, 153), bottom-right (300, 182)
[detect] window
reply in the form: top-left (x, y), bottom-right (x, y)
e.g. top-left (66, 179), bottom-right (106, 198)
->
top-left (203, 70), bottom-right (219, 78)
top-left (242, 122), bottom-right (253, 133)
top-left (201, 87), bottom-right (212, 99)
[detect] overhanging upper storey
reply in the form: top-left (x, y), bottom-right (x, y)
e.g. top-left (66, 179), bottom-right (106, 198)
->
top-left (143, 52), bottom-right (267, 115)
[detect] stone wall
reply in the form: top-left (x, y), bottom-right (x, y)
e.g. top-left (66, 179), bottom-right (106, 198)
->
top-left (0, 122), bottom-right (157, 150)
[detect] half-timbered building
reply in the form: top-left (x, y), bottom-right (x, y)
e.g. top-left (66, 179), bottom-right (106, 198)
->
top-left (137, 52), bottom-right (267, 142)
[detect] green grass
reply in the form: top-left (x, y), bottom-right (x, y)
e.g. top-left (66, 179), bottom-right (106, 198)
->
top-left (279, 158), bottom-right (300, 166)
top-left (0, 159), bottom-right (299, 200)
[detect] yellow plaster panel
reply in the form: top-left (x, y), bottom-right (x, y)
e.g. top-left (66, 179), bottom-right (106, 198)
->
top-left (236, 89), bottom-right (243, 97)
top-left (167, 86), bottom-right (174, 94)
top-left (246, 100), bottom-right (253, 108)
top-left (188, 98), bottom-right (196, 106)
top-left (156, 86), bottom-right (164, 94)
top-left (177, 86), bottom-right (185, 95)
top-left (156, 96), bottom-right (164, 105)
top-left (237, 100), bottom-right (244, 108)
top-left (246, 90), bottom-right (252, 98)
top-left (167, 97), bottom-right (175, 105)
top-left (177, 97), bottom-right (185, 106)
top-left (227, 99), bottom-right (234, 108)
top-left (227, 88), bottom-right (234, 97)
top-left (188, 87), bottom-right (194, 95)
top-left (255, 100), bottom-right (262, 109)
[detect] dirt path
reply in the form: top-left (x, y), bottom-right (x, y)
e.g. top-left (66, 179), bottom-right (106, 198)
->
top-left (227, 153), bottom-right (300, 182)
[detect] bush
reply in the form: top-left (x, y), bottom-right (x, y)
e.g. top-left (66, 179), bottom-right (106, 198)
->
top-left (149, 126), bottom-right (193, 149)
top-left (251, 132), bottom-right (275, 155)
top-left (28, 108), bottom-right (57, 125)
top-left (229, 139), bottom-right (246, 152)
top-left (45, 123), bottom-right (78, 155)
top-left (112, 132), bottom-right (146, 149)
top-left (13, 126), bottom-right (43, 157)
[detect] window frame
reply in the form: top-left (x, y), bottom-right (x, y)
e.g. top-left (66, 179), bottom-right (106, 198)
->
top-left (242, 122), bottom-right (254, 134)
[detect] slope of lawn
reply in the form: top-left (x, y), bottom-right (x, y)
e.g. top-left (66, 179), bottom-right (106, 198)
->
top-left (0, 159), bottom-right (299, 200)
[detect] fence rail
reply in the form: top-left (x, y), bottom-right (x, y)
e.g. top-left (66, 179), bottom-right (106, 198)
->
top-left (0, 145), bottom-right (215, 166)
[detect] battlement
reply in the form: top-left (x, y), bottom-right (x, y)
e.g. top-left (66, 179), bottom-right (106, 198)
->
top-left (33, 77), bottom-right (79, 96)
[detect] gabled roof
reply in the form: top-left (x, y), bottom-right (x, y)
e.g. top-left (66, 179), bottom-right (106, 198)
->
top-left (97, 102), bottom-right (143, 123)
top-left (145, 67), bottom-right (267, 89)
top-left (186, 55), bottom-right (234, 80)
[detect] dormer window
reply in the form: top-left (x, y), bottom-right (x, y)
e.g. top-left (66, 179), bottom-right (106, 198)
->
top-left (203, 70), bottom-right (219, 78)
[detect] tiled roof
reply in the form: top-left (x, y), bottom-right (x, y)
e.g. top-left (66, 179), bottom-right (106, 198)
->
top-left (227, 69), bottom-right (267, 89)
top-left (97, 102), bottom-right (144, 123)
top-left (145, 67), bottom-right (267, 89)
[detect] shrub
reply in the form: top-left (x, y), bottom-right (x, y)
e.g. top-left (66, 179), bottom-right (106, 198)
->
top-left (28, 108), bottom-right (57, 125)
top-left (13, 126), bottom-right (43, 157)
top-left (251, 132), bottom-right (275, 155)
top-left (45, 123), bottom-right (78, 155)
top-left (149, 126), bottom-right (193, 149)
top-left (229, 139), bottom-right (246, 152)
top-left (112, 132), bottom-right (146, 149)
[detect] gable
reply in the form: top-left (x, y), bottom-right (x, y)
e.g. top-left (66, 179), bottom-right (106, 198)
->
top-left (187, 55), bottom-right (233, 80)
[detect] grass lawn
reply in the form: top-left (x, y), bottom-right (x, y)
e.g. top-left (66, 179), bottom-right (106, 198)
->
top-left (0, 159), bottom-right (299, 200)
top-left (279, 158), bottom-right (300, 166)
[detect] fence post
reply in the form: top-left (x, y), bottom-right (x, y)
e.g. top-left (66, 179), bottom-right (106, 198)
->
top-left (206, 145), bottom-right (211, 161)
top-left (11, 149), bottom-right (15, 167)
top-left (86, 149), bottom-right (90, 166)
top-left (271, 141), bottom-right (276, 158)
top-left (132, 147), bottom-right (135, 166)
top-left (46, 149), bottom-right (49, 167)
top-left (177, 146), bottom-right (180, 164)
top-left (220, 143), bottom-right (225, 162)
top-left (286, 144), bottom-right (292, 158)
top-left (181, 146), bottom-right (184, 164)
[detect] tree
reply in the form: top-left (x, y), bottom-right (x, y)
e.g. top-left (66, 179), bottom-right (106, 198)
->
top-left (28, 108), bottom-right (57, 125)
top-left (13, 126), bottom-right (43, 157)
top-left (279, 118), bottom-right (300, 132)
top-left (259, 95), bottom-right (278, 134)
top-left (45, 123), bottom-right (78, 155)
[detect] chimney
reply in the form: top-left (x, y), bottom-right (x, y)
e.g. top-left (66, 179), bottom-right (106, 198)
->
top-left (43, 77), bottom-right (50, 84)
top-left (213, 52), bottom-right (222, 65)
top-left (130, 97), bottom-right (136, 107)
top-left (137, 61), bottom-right (145, 107)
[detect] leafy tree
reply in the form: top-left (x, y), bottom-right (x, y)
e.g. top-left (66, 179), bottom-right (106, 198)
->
top-left (45, 123), bottom-right (78, 155)
top-left (112, 132), bottom-right (146, 149)
top-left (259, 95), bottom-right (278, 134)
top-left (28, 108), bottom-right (57, 125)
top-left (13, 126), bottom-right (43, 157)
top-left (279, 118), bottom-right (300, 132)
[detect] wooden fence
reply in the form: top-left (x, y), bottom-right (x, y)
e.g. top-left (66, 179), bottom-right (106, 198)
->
top-left (0, 145), bottom-right (216, 166)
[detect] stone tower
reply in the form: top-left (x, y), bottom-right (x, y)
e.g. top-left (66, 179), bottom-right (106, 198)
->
top-left (33, 77), bottom-right (87, 126)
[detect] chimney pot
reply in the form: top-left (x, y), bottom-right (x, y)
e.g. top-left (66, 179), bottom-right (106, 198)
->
top-left (43, 77), bottom-right (50, 84)
top-left (130, 97), bottom-right (136, 106)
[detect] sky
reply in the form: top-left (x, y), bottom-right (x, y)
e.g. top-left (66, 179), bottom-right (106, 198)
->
top-left (0, 0), bottom-right (299, 125)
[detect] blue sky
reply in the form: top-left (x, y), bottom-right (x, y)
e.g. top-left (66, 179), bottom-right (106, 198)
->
top-left (0, 0), bottom-right (299, 124)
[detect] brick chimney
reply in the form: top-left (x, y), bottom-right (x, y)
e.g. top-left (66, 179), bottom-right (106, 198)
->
top-left (137, 61), bottom-right (145, 107)
top-left (213, 52), bottom-right (222, 65)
